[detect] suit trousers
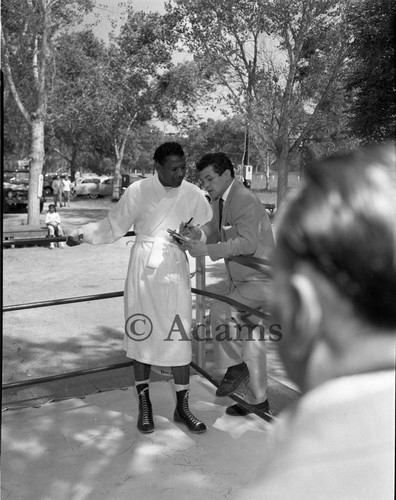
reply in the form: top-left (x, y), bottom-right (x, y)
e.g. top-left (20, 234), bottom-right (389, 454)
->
top-left (210, 280), bottom-right (272, 405)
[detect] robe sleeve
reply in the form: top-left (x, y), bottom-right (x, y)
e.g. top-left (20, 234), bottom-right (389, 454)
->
top-left (193, 191), bottom-right (213, 227)
top-left (81, 183), bottom-right (139, 244)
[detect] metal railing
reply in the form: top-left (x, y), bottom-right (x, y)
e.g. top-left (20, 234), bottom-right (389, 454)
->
top-left (3, 234), bottom-right (274, 421)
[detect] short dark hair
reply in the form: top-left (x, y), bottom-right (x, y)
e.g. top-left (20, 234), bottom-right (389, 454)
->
top-left (196, 152), bottom-right (235, 178)
top-left (153, 142), bottom-right (185, 165)
top-left (276, 142), bottom-right (396, 328)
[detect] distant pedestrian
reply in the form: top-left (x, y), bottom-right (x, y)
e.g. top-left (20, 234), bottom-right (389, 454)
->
top-left (52, 175), bottom-right (64, 208)
top-left (62, 176), bottom-right (72, 207)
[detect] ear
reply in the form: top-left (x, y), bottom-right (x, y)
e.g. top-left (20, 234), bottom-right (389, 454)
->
top-left (288, 273), bottom-right (323, 358)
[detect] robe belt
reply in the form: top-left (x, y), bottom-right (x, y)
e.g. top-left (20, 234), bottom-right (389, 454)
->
top-left (135, 234), bottom-right (181, 269)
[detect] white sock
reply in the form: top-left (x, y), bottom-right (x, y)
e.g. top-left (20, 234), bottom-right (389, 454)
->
top-left (136, 379), bottom-right (150, 391)
top-left (174, 383), bottom-right (189, 392)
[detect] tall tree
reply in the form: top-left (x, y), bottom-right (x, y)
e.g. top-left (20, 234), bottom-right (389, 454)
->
top-left (3, 86), bottom-right (31, 158)
top-left (89, 8), bottom-right (177, 200)
top-left (48, 30), bottom-right (107, 181)
top-left (166, 0), bottom-right (351, 206)
top-left (153, 59), bottom-right (217, 131)
top-left (1, 0), bottom-right (94, 224)
top-left (346, 0), bottom-right (396, 142)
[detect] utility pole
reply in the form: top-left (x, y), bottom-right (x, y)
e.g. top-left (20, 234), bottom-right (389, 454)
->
top-left (243, 61), bottom-right (252, 187)
top-left (243, 125), bottom-right (249, 166)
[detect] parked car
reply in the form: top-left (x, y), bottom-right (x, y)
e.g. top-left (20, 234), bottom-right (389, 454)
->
top-left (120, 174), bottom-right (147, 195)
top-left (74, 176), bottom-right (113, 198)
top-left (3, 169), bottom-right (45, 213)
top-left (98, 177), bottom-right (114, 197)
top-left (73, 177), bottom-right (100, 198)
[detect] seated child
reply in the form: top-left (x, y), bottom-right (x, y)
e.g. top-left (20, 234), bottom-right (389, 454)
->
top-left (45, 204), bottom-right (65, 248)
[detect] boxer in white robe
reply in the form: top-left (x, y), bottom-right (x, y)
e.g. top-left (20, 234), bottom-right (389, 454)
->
top-left (67, 142), bottom-right (212, 434)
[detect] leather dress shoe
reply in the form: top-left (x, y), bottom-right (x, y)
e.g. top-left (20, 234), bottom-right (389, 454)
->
top-left (226, 399), bottom-right (272, 419)
top-left (216, 362), bottom-right (249, 397)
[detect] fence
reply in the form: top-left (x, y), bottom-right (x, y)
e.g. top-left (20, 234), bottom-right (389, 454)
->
top-left (2, 233), bottom-right (273, 421)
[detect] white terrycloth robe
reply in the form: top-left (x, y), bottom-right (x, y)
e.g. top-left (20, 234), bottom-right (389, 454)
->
top-left (82, 174), bottom-right (212, 366)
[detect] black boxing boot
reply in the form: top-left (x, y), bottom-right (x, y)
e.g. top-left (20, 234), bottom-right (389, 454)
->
top-left (174, 390), bottom-right (206, 434)
top-left (137, 385), bottom-right (154, 434)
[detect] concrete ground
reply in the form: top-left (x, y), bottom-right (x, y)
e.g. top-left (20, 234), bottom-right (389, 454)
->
top-left (2, 374), bottom-right (299, 500)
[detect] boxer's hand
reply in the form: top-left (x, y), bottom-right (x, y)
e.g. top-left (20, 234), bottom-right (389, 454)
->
top-left (66, 228), bottom-right (84, 247)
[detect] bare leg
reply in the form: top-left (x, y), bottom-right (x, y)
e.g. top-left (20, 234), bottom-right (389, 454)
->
top-left (171, 363), bottom-right (189, 385)
top-left (133, 360), bottom-right (151, 383)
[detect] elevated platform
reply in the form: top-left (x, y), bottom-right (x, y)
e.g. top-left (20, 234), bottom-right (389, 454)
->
top-left (2, 373), bottom-right (299, 500)
top-left (3, 233), bottom-right (299, 498)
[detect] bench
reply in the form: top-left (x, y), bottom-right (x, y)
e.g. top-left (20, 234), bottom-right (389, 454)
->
top-left (3, 227), bottom-right (136, 248)
top-left (3, 225), bottom-right (48, 239)
top-left (3, 225), bottom-right (50, 247)
top-left (263, 203), bottom-right (276, 214)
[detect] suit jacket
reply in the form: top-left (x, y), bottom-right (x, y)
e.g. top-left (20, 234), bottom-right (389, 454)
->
top-left (202, 180), bottom-right (274, 284)
top-left (237, 370), bottom-right (395, 500)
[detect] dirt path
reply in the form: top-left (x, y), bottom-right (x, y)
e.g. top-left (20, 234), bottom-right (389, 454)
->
top-left (3, 199), bottom-right (132, 384)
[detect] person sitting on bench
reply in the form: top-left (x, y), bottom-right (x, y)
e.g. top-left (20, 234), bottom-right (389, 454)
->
top-left (45, 204), bottom-right (65, 248)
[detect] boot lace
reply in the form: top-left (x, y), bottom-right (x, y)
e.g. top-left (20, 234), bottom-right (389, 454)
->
top-left (138, 388), bottom-right (152, 425)
top-left (180, 391), bottom-right (202, 427)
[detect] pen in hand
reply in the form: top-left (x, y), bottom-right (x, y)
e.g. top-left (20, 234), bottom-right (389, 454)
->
top-left (184, 217), bottom-right (193, 228)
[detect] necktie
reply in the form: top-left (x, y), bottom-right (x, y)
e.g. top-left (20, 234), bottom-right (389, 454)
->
top-left (218, 197), bottom-right (224, 231)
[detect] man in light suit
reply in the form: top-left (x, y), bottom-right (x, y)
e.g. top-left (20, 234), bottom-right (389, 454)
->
top-left (181, 152), bottom-right (275, 417)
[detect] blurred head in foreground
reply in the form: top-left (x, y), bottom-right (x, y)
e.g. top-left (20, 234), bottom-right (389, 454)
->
top-left (273, 142), bottom-right (396, 392)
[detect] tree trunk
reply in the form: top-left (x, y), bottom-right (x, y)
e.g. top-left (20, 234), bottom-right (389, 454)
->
top-left (276, 146), bottom-right (289, 209)
top-left (69, 146), bottom-right (78, 182)
top-left (27, 117), bottom-right (45, 225)
top-left (112, 119), bottom-right (135, 201)
top-left (112, 158), bottom-right (122, 201)
top-left (243, 124), bottom-right (250, 165)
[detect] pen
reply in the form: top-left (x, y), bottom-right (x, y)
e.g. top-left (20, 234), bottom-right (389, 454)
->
top-left (184, 217), bottom-right (193, 228)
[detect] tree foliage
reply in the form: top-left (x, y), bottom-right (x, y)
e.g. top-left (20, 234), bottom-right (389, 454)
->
top-left (346, 0), bottom-right (396, 142)
top-left (3, 85), bottom-right (32, 158)
top-left (153, 59), bottom-right (216, 130)
top-left (3, 2), bottom-right (212, 205)
top-left (165, 0), bottom-right (352, 206)
top-left (83, 7), bottom-right (177, 199)
top-left (48, 30), bottom-right (107, 179)
top-left (1, 0), bottom-right (95, 223)
top-left (5, 0), bottom-right (393, 214)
